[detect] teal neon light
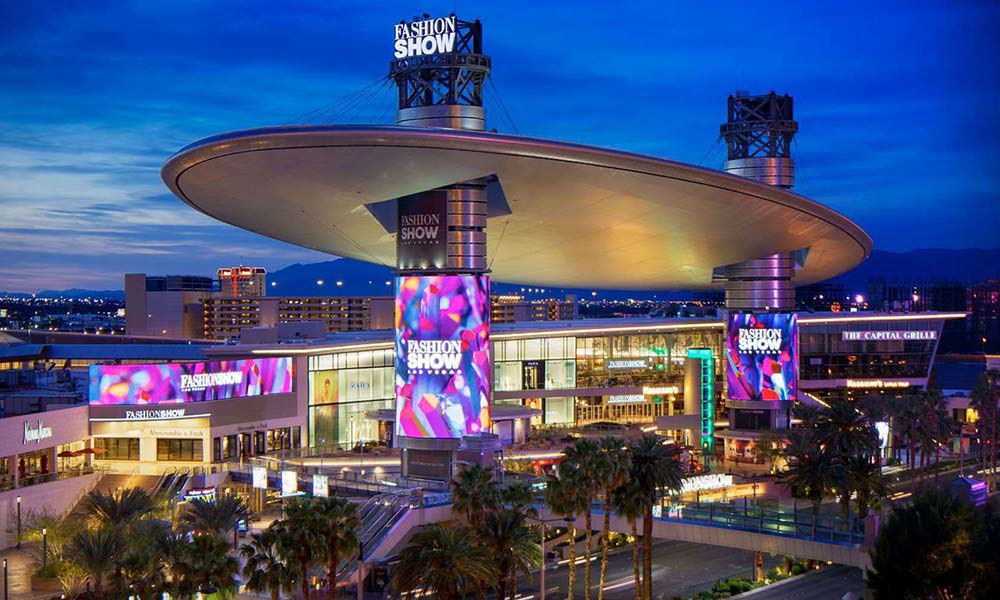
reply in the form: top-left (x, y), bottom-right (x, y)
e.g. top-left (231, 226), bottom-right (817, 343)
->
top-left (687, 348), bottom-right (715, 453)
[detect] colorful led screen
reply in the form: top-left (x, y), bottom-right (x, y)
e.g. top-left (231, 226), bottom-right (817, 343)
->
top-left (725, 313), bottom-right (798, 401)
top-left (395, 275), bottom-right (491, 439)
top-left (89, 357), bottom-right (294, 405)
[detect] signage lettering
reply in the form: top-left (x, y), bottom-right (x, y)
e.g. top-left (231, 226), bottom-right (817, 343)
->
top-left (643, 386), bottom-right (680, 395)
top-left (407, 339), bottom-right (463, 374)
top-left (608, 394), bottom-right (645, 404)
top-left (607, 359), bottom-right (648, 369)
top-left (680, 473), bottom-right (734, 494)
top-left (393, 16), bottom-right (457, 59)
top-left (23, 420), bottom-right (53, 444)
top-left (125, 408), bottom-right (186, 421)
top-left (179, 370), bottom-right (243, 392)
top-left (737, 328), bottom-right (783, 353)
top-left (845, 379), bottom-right (911, 389)
top-left (842, 330), bottom-right (937, 342)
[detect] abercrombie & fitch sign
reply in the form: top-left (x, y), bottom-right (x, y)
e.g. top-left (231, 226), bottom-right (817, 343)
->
top-left (397, 191), bottom-right (448, 271)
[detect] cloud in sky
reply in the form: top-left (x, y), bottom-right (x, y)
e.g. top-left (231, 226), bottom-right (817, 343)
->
top-left (0, 0), bottom-right (998, 292)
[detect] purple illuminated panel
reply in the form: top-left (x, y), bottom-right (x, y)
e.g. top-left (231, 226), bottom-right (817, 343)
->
top-left (725, 313), bottom-right (798, 401)
top-left (89, 358), bottom-right (294, 405)
top-left (395, 275), bottom-right (490, 439)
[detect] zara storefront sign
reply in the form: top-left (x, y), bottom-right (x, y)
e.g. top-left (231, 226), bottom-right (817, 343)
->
top-left (394, 15), bottom-right (457, 59)
top-left (23, 420), bottom-right (53, 445)
top-left (842, 330), bottom-right (937, 342)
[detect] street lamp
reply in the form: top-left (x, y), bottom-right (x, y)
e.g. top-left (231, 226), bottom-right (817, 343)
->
top-left (527, 515), bottom-right (575, 600)
top-left (15, 496), bottom-right (21, 549)
top-left (4, 557), bottom-right (8, 600)
top-left (356, 540), bottom-right (365, 600)
top-left (42, 527), bottom-right (48, 569)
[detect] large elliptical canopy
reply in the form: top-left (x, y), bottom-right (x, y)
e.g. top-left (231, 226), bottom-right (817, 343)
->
top-left (161, 125), bottom-right (872, 290)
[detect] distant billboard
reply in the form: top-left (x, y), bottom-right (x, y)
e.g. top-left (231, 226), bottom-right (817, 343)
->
top-left (89, 358), bottom-right (294, 405)
top-left (395, 275), bottom-right (491, 439)
top-left (725, 313), bottom-right (798, 401)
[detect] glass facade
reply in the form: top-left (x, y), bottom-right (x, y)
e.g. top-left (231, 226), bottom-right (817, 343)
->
top-left (308, 349), bottom-right (395, 448)
top-left (800, 319), bottom-right (940, 380)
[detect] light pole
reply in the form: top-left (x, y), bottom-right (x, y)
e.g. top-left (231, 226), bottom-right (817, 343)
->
top-left (4, 557), bottom-right (8, 600)
top-left (528, 515), bottom-right (575, 600)
top-left (42, 527), bottom-right (48, 569)
top-left (15, 496), bottom-right (21, 549)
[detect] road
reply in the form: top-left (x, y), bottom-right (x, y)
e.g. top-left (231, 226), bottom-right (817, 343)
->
top-left (728, 565), bottom-right (864, 599)
top-left (520, 540), bottom-right (782, 600)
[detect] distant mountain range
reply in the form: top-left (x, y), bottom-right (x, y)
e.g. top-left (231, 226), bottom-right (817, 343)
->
top-left (4, 248), bottom-right (998, 299)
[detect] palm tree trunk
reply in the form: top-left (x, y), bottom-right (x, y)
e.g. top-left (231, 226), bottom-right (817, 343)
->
top-left (327, 549), bottom-right (338, 600)
top-left (301, 559), bottom-right (310, 600)
top-left (509, 569), bottom-right (517, 600)
top-left (584, 508), bottom-right (593, 600)
top-left (642, 509), bottom-right (653, 600)
top-left (630, 519), bottom-right (640, 600)
top-left (496, 577), bottom-right (506, 600)
top-left (272, 589), bottom-right (279, 600)
top-left (598, 493), bottom-right (612, 600)
top-left (568, 524), bottom-right (577, 600)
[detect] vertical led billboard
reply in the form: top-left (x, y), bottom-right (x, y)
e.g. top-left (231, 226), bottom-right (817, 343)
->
top-left (395, 275), bottom-right (490, 439)
top-left (726, 313), bottom-right (798, 401)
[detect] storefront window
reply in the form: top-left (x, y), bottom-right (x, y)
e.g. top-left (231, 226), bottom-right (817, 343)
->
top-left (95, 438), bottom-right (139, 461)
top-left (156, 439), bottom-right (203, 462)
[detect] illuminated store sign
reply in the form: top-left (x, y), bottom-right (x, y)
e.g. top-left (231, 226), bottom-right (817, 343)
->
top-left (252, 466), bottom-right (267, 490)
top-left (23, 420), bottom-right (53, 444)
top-left (607, 359), bottom-right (649, 369)
top-left (125, 408), bottom-right (186, 420)
top-left (395, 275), bottom-right (491, 440)
top-left (846, 379), bottom-right (911, 389)
top-left (183, 488), bottom-right (216, 503)
top-left (643, 386), bottom-right (680, 395)
top-left (89, 357), bottom-right (293, 405)
top-left (680, 473), bottom-right (734, 494)
top-left (313, 474), bottom-right (329, 497)
top-left (394, 15), bottom-right (457, 59)
top-left (397, 191), bottom-right (449, 270)
top-left (281, 470), bottom-right (299, 497)
top-left (842, 330), bottom-right (937, 342)
top-left (726, 313), bottom-right (798, 402)
top-left (608, 394), bottom-right (644, 404)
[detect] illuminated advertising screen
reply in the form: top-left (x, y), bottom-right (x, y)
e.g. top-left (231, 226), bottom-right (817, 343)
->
top-left (725, 313), bottom-right (798, 401)
top-left (395, 275), bottom-right (490, 439)
top-left (89, 357), bottom-right (294, 405)
top-left (252, 466), bottom-right (267, 490)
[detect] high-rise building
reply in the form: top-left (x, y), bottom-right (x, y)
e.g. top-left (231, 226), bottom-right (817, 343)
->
top-left (491, 294), bottom-right (577, 324)
top-left (218, 266), bottom-right (267, 298)
top-left (969, 280), bottom-right (1000, 353)
top-left (203, 296), bottom-right (393, 340)
top-left (124, 274), bottom-right (213, 338)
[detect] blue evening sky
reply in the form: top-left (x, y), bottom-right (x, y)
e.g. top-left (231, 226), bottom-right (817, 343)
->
top-left (1, 1), bottom-right (997, 291)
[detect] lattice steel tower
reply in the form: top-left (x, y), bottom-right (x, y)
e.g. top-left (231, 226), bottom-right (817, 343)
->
top-left (720, 91), bottom-right (797, 188)
top-left (390, 14), bottom-right (490, 273)
top-left (719, 91), bottom-right (799, 310)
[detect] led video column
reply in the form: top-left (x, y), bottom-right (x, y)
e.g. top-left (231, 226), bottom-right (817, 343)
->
top-left (725, 313), bottom-right (798, 402)
top-left (395, 274), bottom-right (491, 439)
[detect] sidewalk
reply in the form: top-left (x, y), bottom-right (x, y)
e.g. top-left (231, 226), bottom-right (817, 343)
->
top-left (0, 544), bottom-right (48, 600)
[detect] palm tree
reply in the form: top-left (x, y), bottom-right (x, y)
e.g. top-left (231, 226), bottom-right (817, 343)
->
top-left (170, 534), bottom-right (239, 599)
top-left (393, 523), bottom-right (497, 600)
top-left (478, 508), bottom-right (541, 600)
top-left (970, 370), bottom-right (1000, 490)
top-left (846, 455), bottom-right (890, 517)
top-left (450, 464), bottom-right (500, 527)
top-left (628, 434), bottom-right (683, 600)
top-left (313, 496), bottom-right (360, 600)
top-left (562, 438), bottom-right (601, 600)
top-left (272, 499), bottom-right (325, 600)
top-left (65, 527), bottom-right (121, 599)
top-left (500, 481), bottom-right (538, 517)
top-left (610, 478), bottom-right (645, 600)
top-left (179, 495), bottom-right (249, 549)
top-left (782, 431), bottom-right (834, 515)
top-left (545, 468), bottom-right (586, 600)
top-left (597, 436), bottom-right (631, 599)
top-left (815, 399), bottom-right (878, 459)
top-left (110, 519), bottom-right (171, 600)
top-left (241, 530), bottom-right (294, 600)
top-left (79, 487), bottom-right (155, 530)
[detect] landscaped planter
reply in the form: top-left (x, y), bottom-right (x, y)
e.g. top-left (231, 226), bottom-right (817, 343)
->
top-left (30, 575), bottom-right (63, 592)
